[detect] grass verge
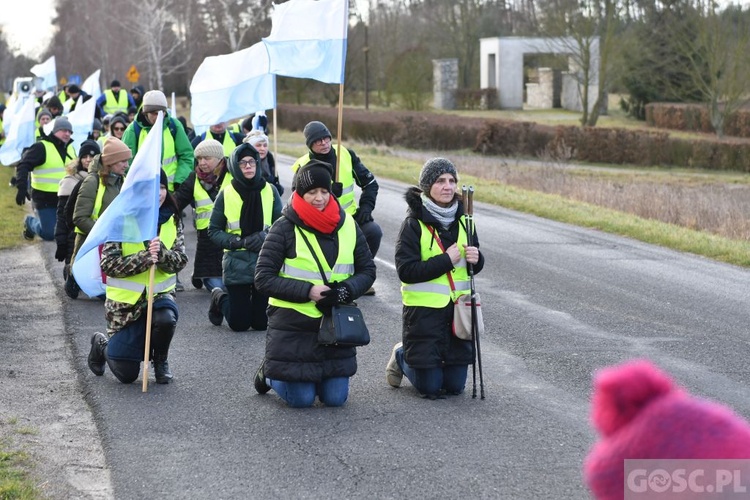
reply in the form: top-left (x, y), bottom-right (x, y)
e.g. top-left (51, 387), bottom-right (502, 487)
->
top-left (272, 130), bottom-right (750, 268)
top-left (0, 421), bottom-right (40, 500)
top-left (0, 166), bottom-right (33, 251)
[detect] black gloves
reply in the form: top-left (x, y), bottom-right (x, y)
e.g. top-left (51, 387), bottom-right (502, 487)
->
top-left (317, 282), bottom-right (352, 307)
top-left (228, 236), bottom-right (243, 250)
top-left (241, 231), bottom-right (268, 252)
top-left (54, 243), bottom-right (67, 262)
top-left (16, 188), bottom-right (28, 206)
top-left (331, 182), bottom-right (343, 198)
top-left (353, 208), bottom-right (373, 225)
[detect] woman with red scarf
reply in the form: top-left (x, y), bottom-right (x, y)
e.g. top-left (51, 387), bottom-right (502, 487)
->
top-left (253, 160), bottom-right (376, 408)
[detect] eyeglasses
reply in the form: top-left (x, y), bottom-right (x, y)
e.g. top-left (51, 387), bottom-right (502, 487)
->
top-left (238, 159), bottom-right (256, 167)
top-left (112, 126), bottom-right (125, 132)
top-left (313, 137), bottom-right (331, 146)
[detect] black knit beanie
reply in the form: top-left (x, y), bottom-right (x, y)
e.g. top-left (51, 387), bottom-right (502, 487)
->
top-left (419, 157), bottom-right (458, 192)
top-left (295, 160), bottom-right (333, 195)
top-left (78, 140), bottom-right (101, 158)
top-left (303, 121), bottom-right (332, 149)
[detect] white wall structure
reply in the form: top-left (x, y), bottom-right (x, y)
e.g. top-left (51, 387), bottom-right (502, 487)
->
top-left (433, 59), bottom-right (459, 110)
top-left (480, 36), bottom-right (600, 111)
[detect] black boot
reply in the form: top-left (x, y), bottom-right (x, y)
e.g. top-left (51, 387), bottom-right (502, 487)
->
top-left (88, 332), bottom-right (108, 376)
top-left (151, 308), bottom-right (177, 384)
top-left (254, 359), bottom-right (270, 394)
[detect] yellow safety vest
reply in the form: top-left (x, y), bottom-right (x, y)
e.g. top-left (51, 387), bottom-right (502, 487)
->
top-left (105, 216), bottom-right (178, 304)
top-left (221, 183), bottom-right (275, 239)
top-left (137, 126), bottom-right (177, 191)
top-left (215, 132), bottom-right (236, 157)
top-left (75, 180), bottom-right (107, 234)
top-left (401, 220), bottom-right (471, 308)
top-left (102, 89), bottom-right (130, 115)
top-left (193, 173), bottom-right (232, 230)
top-left (292, 148), bottom-right (357, 215)
top-left (31, 140), bottom-right (75, 193)
top-left (268, 215), bottom-right (356, 318)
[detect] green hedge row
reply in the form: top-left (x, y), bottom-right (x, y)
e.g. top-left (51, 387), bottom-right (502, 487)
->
top-left (277, 104), bottom-right (750, 172)
top-left (646, 102), bottom-right (750, 138)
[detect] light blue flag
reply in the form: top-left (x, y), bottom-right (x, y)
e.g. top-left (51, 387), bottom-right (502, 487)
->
top-left (72, 113), bottom-right (164, 297)
top-left (30, 56), bottom-right (57, 91)
top-left (0, 96), bottom-right (37, 166)
top-left (262, 0), bottom-right (349, 85)
top-left (189, 42), bottom-right (276, 130)
top-left (66, 95), bottom-right (97, 154)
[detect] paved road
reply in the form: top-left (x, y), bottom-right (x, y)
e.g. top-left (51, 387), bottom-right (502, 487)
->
top-left (9, 154), bottom-right (750, 499)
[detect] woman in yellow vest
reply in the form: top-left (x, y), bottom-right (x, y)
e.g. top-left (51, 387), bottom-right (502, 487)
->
top-left (67, 138), bottom-right (131, 299)
top-left (207, 143), bottom-right (282, 331)
top-left (386, 158), bottom-right (484, 399)
top-left (87, 169), bottom-right (188, 384)
top-left (174, 139), bottom-right (232, 291)
top-left (253, 161), bottom-right (376, 408)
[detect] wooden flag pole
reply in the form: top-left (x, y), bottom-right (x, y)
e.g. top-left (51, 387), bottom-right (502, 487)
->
top-left (141, 264), bottom-right (157, 392)
top-left (334, 83), bottom-right (345, 182)
top-left (272, 107), bottom-right (278, 164)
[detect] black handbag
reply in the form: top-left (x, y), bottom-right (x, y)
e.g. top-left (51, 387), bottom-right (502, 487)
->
top-left (298, 230), bottom-right (371, 347)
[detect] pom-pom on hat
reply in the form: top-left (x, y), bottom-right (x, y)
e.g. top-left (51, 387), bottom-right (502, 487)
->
top-left (194, 139), bottom-right (225, 160)
top-left (142, 90), bottom-right (168, 113)
top-left (101, 137), bottom-right (132, 165)
top-left (50, 117), bottom-right (73, 135)
top-left (295, 160), bottom-right (333, 196)
top-left (419, 157), bottom-right (457, 193)
top-left (303, 121), bottom-right (331, 149)
top-left (584, 359), bottom-right (750, 500)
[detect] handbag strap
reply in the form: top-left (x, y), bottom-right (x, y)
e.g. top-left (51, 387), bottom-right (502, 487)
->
top-left (426, 225), bottom-right (457, 292)
top-left (297, 227), bottom-right (330, 286)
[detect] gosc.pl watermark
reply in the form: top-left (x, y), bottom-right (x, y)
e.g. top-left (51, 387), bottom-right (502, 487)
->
top-left (625, 459), bottom-right (750, 499)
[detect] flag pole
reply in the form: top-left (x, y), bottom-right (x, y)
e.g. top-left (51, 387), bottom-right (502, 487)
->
top-left (334, 83), bottom-right (345, 182)
top-left (141, 264), bottom-right (157, 392)
top-left (272, 106), bottom-right (278, 164)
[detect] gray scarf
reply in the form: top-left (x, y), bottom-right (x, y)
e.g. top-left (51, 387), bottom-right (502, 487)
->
top-left (421, 193), bottom-right (457, 230)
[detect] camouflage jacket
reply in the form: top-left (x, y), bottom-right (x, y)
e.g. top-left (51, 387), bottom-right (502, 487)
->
top-left (100, 217), bottom-right (188, 336)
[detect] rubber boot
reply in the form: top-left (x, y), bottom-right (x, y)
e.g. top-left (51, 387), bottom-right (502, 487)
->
top-left (151, 308), bottom-right (176, 384)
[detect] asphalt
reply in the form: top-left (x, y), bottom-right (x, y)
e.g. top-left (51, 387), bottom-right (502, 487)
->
top-left (0, 242), bottom-right (112, 499)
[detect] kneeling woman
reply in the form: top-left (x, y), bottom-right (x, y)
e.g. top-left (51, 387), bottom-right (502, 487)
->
top-left (254, 161), bottom-right (376, 408)
top-left (87, 170), bottom-right (188, 384)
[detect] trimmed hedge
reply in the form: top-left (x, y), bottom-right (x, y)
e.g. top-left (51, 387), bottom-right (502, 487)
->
top-left (277, 104), bottom-right (750, 172)
top-left (646, 102), bottom-right (750, 138)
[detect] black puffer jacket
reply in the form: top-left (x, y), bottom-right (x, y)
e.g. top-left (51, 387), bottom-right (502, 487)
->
top-left (395, 187), bottom-right (485, 369)
top-left (254, 199), bottom-right (376, 382)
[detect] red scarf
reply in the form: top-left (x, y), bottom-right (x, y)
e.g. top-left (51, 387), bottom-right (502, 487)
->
top-left (291, 192), bottom-right (341, 234)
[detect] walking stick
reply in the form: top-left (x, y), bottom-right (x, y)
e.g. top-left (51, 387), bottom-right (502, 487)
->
top-left (463, 185), bottom-right (485, 399)
top-left (141, 264), bottom-right (156, 393)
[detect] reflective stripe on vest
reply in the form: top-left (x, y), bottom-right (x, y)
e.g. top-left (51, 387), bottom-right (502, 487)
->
top-left (138, 125), bottom-right (177, 190)
top-left (193, 174), bottom-right (232, 230)
top-left (401, 220), bottom-right (471, 308)
top-left (103, 89), bottom-right (129, 115)
top-left (221, 183), bottom-right (274, 240)
top-left (268, 216), bottom-right (357, 318)
top-left (292, 148), bottom-right (358, 214)
top-left (105, 216), bottom-right (178, 304)
top-left (31, 141), bottom-right (75, 192)
top-left (74, 180), bottom-right (108, 234)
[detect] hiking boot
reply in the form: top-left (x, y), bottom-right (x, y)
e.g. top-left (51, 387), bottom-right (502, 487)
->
top-left (22, 215), bottom-right (35, 241)
top-left (254, 360), bottom-right (271, 394)
top-left (191, 277), bottom-right (203, 289)
top-left (88, 332), bottom-right (108, 376)
top-left (64, 274), bottom-right (80, 300)
top-left (208, 287), bottom-right (225, 326)
top-left (363, 286), bottom-right (376, 296)
top-left (153, 354), bottom-right (173, 384)
top-left (386, 342), bottom-right (403, 388)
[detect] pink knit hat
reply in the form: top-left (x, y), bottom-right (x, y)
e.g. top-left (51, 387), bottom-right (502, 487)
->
top-left (584, 359), bottom-right (750, 500)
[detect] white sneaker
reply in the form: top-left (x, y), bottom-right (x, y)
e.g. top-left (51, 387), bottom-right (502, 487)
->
top-left (386, 342), bottom-right (403, 388)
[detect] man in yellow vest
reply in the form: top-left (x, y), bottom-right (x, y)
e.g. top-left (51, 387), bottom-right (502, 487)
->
top-left (16, 117), bottom-right (76, 241)
top-left (121, 90), bottom-right (194, 192)
top-left (190, 122), bottom-right (242, 157)
top-left (291, 121), bottom-right (382, 294)
top-left (96, 80), bottom-right (136, 117)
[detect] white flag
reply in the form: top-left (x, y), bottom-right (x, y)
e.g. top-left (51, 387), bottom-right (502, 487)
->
top-left (67, 95), bottom-right (97, 153)
top-left (0, 96), bottom-right (37, 165)
top-left (82, 70), bottom-right (102, 101)
top-left (30, 56), bottom-right (57, 91)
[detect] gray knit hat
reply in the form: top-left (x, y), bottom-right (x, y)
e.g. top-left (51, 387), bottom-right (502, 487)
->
top-left (303, 121), bottom-right (331, 149)
top-left (142, 90), bottom-right (168, 113)
top-left (50, 117), bottom-right (73, 135)
top-left (419, 157), bottom-right (457, 192)
top-left (194, 139), bottom-right (224, 160)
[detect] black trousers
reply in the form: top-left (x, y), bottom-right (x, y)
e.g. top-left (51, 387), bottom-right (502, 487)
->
top-left (221, 283), bottom-right (269, 332)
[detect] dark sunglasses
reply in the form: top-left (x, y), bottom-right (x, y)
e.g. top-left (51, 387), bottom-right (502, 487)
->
top-left (112, 126), bottom-right (125, 132)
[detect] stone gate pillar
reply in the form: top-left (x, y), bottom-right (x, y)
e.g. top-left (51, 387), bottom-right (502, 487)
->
top-left (433, 59), bottom-right (458, 110)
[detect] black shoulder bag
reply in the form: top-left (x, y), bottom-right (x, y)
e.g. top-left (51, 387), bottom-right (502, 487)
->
top-left (297, 228), bottom-right (370, 347)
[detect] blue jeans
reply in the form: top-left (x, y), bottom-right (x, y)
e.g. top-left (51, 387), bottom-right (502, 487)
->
top-left (202, 277), bottom-right (224, 291)
top-left (396, 347), bottom-right (468, 397)
top-left (268, 376), bottom-right (350, 408)
top-left (28, 205), bottom-right (56, 241)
